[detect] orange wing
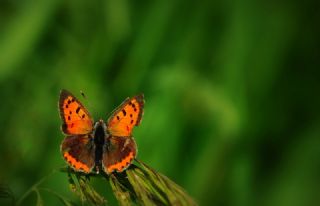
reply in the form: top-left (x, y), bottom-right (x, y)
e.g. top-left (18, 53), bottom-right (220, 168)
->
top-left (59, 89), bottom-right (94, 135)
top-left (61, 135), bottom-right (95, 173)
top-left (107, 94), bottom-right (144, 136)
top-left (102, 136), bottom-right (137, 174)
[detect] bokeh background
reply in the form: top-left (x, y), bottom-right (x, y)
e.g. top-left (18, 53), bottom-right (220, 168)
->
top-left (0, 0), bottom-right (320, 205)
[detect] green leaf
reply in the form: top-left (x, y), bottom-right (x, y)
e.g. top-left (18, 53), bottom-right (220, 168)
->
top-left (34, 189), bottom-right (43, 206)
top-left (67, 171), bottom-right (106, 206)
top-left (61, 159), bottom-right (197, 205)
top-left (0, 183), bottom-right (15, 204)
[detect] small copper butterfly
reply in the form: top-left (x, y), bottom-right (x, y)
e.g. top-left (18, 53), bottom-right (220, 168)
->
top-left (58, 89), bottom-right (144, 174)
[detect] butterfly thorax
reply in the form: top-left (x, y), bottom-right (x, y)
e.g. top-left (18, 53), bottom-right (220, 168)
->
top-left (93, 120), bottom-right (106, 144)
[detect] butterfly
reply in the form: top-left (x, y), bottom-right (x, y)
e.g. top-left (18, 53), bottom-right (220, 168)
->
top-left (58, 89), bottom-right (144, 174)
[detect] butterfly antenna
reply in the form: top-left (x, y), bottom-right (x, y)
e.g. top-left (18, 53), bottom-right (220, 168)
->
top-left (80, 90), bottom-right (93, 112)
top-left (80, 90), bottom-right (86, 99)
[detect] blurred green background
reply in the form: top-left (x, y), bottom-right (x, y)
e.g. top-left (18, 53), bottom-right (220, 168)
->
top-left (0, 0), bottom-right (319, 205)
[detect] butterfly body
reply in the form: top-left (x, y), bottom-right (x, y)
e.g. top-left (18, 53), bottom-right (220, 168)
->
top-left (93, 120), bottom-right (107, 172)
top-left (59, 90), bottom-right (143, 174)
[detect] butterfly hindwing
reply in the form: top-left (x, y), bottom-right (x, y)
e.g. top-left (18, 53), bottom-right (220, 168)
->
top-left (61, 135), bottom-right (95, 173)
top-left (102, 136), bottom-right (137, 174)
top-left (107, 94), bottom-right (144, 136)
top-left (59, 89), bottom-right (94, 135)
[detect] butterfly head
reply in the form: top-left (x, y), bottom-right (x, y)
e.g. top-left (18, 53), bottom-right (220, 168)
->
top-left (95, 119), bottom-right (106, 126)
top-left (93, 119), bottom-right (108, 144)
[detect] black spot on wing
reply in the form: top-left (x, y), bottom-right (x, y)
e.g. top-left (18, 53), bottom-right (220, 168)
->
top-left (76, 107), bottom-right (80, 114)
top-left (62, 123), bottom-right (67, 131)
top-left (122, 109), bottom-right (126, 116)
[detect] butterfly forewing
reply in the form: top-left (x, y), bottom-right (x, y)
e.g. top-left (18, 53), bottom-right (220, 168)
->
top-left (107, 94), bottom-right (144, 137)
top-left (59, 90), bottom-right (94, 135)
